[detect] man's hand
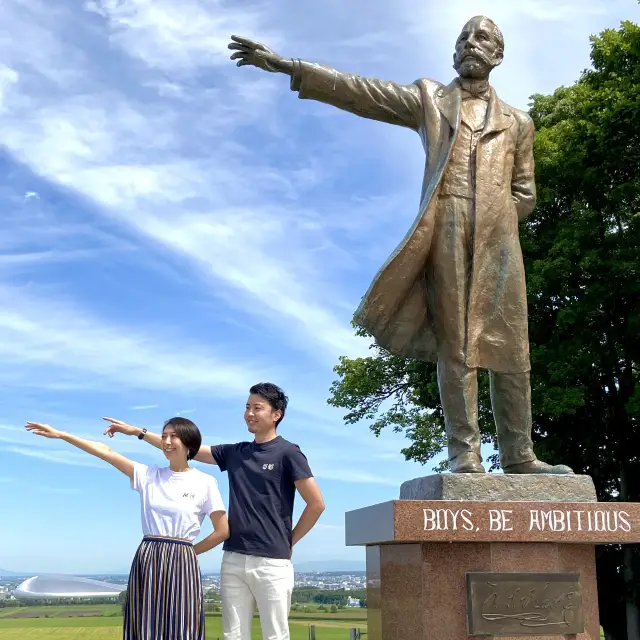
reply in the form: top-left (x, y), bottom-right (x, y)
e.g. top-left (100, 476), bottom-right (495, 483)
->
top-left (228, 35), bottom-right (292, 75)
top-left (103, 417), bottom-right (140, 438)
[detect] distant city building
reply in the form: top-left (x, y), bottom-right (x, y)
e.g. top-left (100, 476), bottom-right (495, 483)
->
top-left (10, 570), bottom-right (364, 599)
top-left (13, 575), bottom-right (125, 599)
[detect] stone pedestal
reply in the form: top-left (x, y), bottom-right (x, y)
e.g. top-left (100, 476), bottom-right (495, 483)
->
top-left (345, 474), bottom-right (640, 640)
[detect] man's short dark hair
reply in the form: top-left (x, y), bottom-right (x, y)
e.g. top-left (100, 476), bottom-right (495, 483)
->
top-left (163, 417), bottom-right (202, 460)
top-left (250, 382), bottom-right (289, 427)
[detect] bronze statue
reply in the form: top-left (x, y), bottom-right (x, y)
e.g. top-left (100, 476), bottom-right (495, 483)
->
top-left (228, 16), bottom-right (573, 475)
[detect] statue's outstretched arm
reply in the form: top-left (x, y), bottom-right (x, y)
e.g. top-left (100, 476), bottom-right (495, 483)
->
top-left (229, 35), bottom-right (422, 131)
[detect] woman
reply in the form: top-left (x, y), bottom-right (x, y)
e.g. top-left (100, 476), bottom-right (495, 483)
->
top-left (25, 417), bottom-right (229, 640)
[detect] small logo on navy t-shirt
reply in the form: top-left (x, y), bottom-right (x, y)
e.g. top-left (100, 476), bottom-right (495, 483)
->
top-left (262, 464), bottom-right (275, 471)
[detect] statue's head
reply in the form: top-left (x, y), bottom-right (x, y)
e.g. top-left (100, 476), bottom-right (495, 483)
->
top-left (453, 16), bottom-right (504, 80)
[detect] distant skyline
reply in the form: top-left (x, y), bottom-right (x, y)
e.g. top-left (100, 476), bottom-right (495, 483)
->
top-left (1, 560), bottom-right (366, 579)
top-left (1, 0), bottom-right (639, 574)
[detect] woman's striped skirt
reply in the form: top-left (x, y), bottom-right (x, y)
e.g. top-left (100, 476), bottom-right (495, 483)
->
top-left (123, 536), bottom-right (205, 640)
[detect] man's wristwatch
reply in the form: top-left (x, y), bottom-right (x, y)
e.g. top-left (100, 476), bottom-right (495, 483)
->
top-left (137, 428), bottom-right (147, 440)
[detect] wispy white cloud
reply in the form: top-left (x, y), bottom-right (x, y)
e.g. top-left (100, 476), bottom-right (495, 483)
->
top-left (130, 405), bottom-right (159, 411)
top-left (4, 445), bottom-right (107, 469)
top-left (0, 425), bottom-right (24, 435)
top-left (84, 0), bottom-right (283, 73)
top-left (7, 0), bottom-right (620, 375)
top-left (0, 0), bottom-right (631, 417)
top-left (0, 285), bottom-right (267, 395)
top-left (0, 0), bottom-right (371, 366)
top-left (0, 249), bottom-right (110, 268)
top-left (441, 0), bottom-right (615, 22)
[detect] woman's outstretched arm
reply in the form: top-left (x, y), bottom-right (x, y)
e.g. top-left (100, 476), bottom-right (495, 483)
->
top-left (25, 422), bottom-right (135, 480)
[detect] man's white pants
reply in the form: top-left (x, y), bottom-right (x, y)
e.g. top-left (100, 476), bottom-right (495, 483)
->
top-left (221, 550), bottom-right (294, 640)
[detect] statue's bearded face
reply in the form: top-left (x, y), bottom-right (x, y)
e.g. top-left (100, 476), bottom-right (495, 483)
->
top-left (453, 17), bottom-right (503, 79)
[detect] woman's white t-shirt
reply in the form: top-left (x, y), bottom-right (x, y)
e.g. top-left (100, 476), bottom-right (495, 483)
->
top-left (131, 463), bottom-right (226, 542)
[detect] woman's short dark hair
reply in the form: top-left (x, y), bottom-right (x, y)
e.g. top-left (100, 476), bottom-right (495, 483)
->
top-left (250, 382), bottom-right (288, 427)
top-left (163, 417), bottom-right (202, 460)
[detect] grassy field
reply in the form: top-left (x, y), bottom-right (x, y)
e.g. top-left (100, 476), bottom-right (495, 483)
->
top-left (0, 607), bottom-right (606, 638)
top-left (0, 617), bottom-right (363, 639)
top-left (0, 607), bottom-right (367, 639)
top-left (0, 604), bottom-right (121, 619)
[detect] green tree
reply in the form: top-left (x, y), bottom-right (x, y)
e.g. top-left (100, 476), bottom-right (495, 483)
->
top-left (205, 589), bottom-right (221, 602)
top-left (329, 19), bottom-right (640, 640)
top-left (524, 21), bottom-right (640, 640)
top-left (118, 589), bottom-right (128, 615)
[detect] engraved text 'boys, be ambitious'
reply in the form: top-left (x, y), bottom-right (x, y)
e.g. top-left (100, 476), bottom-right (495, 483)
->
top-left (422, 508), bottom-right (632, 533)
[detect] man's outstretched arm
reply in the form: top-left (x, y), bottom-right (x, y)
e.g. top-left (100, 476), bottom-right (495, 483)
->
top-left (228, 35), bottom-right (422, 131)
top-left (102, 417), bottom-right (217, 464)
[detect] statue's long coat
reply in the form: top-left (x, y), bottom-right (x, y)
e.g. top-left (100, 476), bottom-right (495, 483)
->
top-left (291, 62), bottom-right (537, 374)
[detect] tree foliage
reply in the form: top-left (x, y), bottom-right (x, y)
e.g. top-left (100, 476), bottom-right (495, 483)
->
top-left (328, 19), bottom-right (640, 639)
top-left (330, 328), bottom-right (499, 470)
top-left (292, 587), bottom-right (366, 606)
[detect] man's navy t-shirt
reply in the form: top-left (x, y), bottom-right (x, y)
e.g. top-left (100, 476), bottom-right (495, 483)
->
top-left (211, 436), bottom-right (312, 559)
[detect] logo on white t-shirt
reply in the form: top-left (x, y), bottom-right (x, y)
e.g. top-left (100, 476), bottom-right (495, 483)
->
top-left (262, 464), bottom-right (274, 471)
top-left (183, 492), bottom-right (196, 499)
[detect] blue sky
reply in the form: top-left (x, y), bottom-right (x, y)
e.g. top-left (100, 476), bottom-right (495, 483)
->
top-left (1, 0), bottom-right (637, 576)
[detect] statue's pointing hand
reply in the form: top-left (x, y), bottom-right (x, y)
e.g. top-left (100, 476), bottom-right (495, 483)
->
top-left (228, 35), bottom-right (283, 73)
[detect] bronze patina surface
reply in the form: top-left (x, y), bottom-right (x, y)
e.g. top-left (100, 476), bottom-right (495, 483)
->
top-left (228, 17), bottom-right (572, 475)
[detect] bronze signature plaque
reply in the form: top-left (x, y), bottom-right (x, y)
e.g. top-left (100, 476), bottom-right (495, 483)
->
top-left (466, 572), bottom-right (583, 636)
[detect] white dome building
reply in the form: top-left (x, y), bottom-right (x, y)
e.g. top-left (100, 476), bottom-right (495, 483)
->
top-left (13, 575), bottom-right (125, 599)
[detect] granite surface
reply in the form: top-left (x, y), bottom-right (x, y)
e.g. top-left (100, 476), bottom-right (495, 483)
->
top-left (399, 473), bottom-right (598, 502)
top-left (369, 541), bottom-right (599, 640)
top-left (345, 500), bottom-right (640, 545)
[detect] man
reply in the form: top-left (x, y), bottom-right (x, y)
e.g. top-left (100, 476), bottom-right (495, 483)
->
top-left (104, 382), bottom-right (325, 640)
top-left (227, 16), bottom-right (572, 475)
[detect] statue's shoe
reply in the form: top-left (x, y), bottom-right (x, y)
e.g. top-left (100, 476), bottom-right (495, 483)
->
top-left (451, 453), bottom-right (486, 473)
top-left (503, 459), bottom-right (574, 475)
